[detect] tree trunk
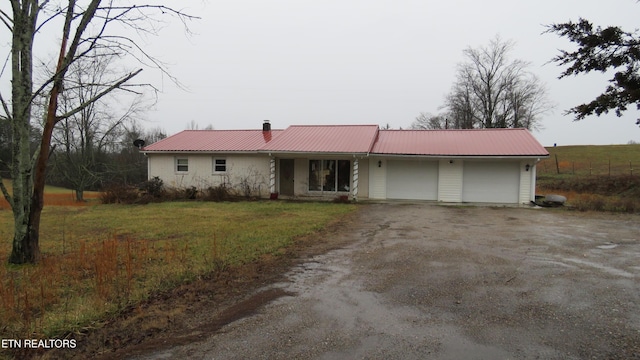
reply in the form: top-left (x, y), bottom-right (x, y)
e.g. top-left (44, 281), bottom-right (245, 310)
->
top-left (76, 189), bottom-right (85, 202)
top-left (8, 0), bottom-right (68, 264)
top-left (8, 1), bottom-right (39, 264)
top-left (8, 206), bottom-right (40, 264)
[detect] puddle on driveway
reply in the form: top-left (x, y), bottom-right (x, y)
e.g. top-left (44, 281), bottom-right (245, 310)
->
top-left (596, 243), bottom-right (618, 250)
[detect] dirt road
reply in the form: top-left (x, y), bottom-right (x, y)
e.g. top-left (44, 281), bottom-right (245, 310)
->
top-left (126, 203), bottom-right (640, 359)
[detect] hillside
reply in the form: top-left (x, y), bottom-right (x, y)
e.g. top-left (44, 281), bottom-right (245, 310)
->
top-left (536, 144), bottom-right (640, 205)
top-left (537, 144), bottom-right (640, 176)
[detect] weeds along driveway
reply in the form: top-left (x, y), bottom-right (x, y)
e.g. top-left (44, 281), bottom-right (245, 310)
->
top-left (133, 203), bottom-right (640, 360)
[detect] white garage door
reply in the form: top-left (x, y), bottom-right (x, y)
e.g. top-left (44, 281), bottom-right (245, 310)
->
top-left (386, 160), bottom-right (438, 200)
top-left (462, 161), bottom-right (520, 203)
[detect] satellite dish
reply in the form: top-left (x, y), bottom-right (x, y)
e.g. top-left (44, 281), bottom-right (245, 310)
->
top-left (133, 139), bottom-right (146, 149)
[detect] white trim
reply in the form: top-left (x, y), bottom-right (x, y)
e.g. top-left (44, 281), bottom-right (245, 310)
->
top-left (212, 157), bottom-right (227, 173)
top-left (175, 157), bottom-right (189, 173)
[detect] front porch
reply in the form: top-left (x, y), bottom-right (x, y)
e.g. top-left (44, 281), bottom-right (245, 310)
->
top-left (267, 157), bottom-right (367, 201)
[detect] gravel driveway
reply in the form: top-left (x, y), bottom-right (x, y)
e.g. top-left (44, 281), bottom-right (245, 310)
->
top-left (132, 203), bottom-right (640, 360)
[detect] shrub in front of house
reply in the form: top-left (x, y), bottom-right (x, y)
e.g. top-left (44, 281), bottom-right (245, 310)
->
top-left (100, 183), bottom-right (139, 204)
top-left (203, 184), bottom-right (232, 202)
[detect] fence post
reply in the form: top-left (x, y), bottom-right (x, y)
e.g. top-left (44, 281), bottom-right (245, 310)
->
top-left (555, 154), bottom-right (560, 174)
top-left (631, 161), bottom-right (634, 176)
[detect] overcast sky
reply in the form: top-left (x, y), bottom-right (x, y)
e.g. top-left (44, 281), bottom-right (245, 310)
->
top-left (139, 0), bottom-right (640, 146)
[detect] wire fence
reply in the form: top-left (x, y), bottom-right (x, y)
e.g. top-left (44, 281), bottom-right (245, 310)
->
top-left (538, 155), bottom-right (636, 176)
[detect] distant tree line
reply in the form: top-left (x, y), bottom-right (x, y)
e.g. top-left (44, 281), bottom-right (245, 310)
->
top-left (0, 113), bottom-right (166, 201)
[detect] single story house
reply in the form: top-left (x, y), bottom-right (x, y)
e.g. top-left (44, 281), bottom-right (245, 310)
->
top-left (142, 121), bottom-right (549, 204)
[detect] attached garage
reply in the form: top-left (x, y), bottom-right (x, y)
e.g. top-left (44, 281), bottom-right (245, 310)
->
top-left (462, 161), bottom-right (520, 203)
top-left (386, 160), bottom-right (438, 200)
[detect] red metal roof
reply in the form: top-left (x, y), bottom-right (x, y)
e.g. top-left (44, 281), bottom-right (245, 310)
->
top-left (143, 126), bottom-right (548, 157)
top-left (261, 125), bottom-right (380, 153)
top-left (371, 128), bottom-right (549, 156)
top-left (143, 130), bottom-right (283, 152)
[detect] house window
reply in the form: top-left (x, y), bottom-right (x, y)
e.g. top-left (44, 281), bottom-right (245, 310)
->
top-left (308, 159), bottom-right (350, 192)
top-left (175, 158), bottom-right (189, 172)
top-left (213, 158), bottom-right (227, 173)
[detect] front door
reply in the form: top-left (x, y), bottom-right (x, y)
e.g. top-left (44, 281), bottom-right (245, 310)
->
top-left (279, 159), bottom-right (294, 196)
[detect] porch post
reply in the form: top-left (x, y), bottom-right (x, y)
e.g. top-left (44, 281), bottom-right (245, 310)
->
top-left (269, 158), bottom-right (276, 194)
top-left (352, 158), bottom-right (359, 201)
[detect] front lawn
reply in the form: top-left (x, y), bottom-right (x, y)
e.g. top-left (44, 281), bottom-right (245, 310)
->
top-left (0, 201), bottom-right (355, 340)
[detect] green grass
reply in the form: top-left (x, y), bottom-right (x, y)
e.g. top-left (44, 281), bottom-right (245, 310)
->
top-left (0, 201), bottom-right (356, 340)
top-left (538, 144), bottom-right (640, 176)
top-left (535, 144), bottom-right (640, 211)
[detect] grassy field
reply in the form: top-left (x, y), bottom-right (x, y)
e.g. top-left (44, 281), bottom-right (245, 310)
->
top-left (536, 144), bottom-right (640, 211)
top-left (537, 144), bottom-right (640, 176)
top-left (0, 200), bottom-right (355, 341)
top-left (0, 179), bottom-right (100, 209)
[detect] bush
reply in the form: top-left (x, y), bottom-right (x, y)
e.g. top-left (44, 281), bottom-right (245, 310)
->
top-left (606, 197), bottom-right (637, 213)
top-left (203, 184), bottom-right (232, 202)
top-left (569, 194), bottom-right (605, 212)
top-left (140, 176), bottom-right (165, 198)
top-left (100, 183), bottom-right (139, 204)
top-left (568, 193), bottom-right (638, 213)
top-left (184, 186), bottom-right (198, 200)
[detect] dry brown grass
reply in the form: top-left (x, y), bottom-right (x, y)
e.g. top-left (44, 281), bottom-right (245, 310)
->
top-left (0, 187), bottom-right (100, 210)
top-left (0, 200), bottom-right (355, 343)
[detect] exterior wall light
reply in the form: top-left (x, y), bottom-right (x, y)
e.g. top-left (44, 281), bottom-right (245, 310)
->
top-left (378, 160), bottom-right (382, 168)
top-left (525, 164), bottom-right (530, 171)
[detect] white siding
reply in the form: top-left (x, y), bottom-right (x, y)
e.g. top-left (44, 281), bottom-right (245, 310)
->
top-left (148, 154), bottom-right (271, 196)
top-left (437, 160), bottom-right (463, 202)
top-left (368, 157), bottom-right (387, 199)
top-left (519, 161), bottom-right (535, 204)
top-left (386, 160), bottom-right (438, 200)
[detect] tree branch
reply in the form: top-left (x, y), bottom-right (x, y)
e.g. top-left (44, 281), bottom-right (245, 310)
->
top-left (56, 68), bottom-right (143, 122)
top-left (0, 8), bottom-right (12, 31)
top-left (0, 177), bottom-right (14, 210)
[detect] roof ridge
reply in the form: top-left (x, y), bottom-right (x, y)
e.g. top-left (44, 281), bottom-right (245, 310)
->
top-left (181, 129), bottom-right (284, 132)
top-left (288, 124), bottom-right (379, 127)
top-left (380, 128), bottom-right (527, 131)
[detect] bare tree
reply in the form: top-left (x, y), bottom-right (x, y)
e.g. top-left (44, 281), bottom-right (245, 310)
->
top-left (445, 82), bottom-right (475, 129)
top-left (0, 1), bottom-right (196, 264)
top-left (444, 36), bottom-right (552, 130)
top-left (410, 112), bottom-right (448, 130)
top-left (49, 53), bottom-right (151, 201)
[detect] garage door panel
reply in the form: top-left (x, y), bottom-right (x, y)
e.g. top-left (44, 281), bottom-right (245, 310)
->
top-left (387, 160), bottom-right (438, 200)
top-left (463, 162), bottom-right (519, 203)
